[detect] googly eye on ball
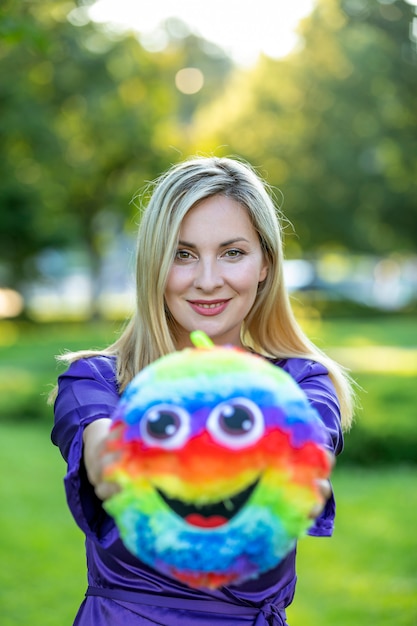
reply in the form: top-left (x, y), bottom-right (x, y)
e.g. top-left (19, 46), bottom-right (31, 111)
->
top-left (103, 331), bottom-right (331, 589)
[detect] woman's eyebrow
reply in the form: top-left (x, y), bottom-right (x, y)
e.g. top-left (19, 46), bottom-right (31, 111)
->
top-left (178, 238), bottom-right (250, 248)
top-left (178, 240), bottom-right (196, 248)
top-left (220, 238), bottom-right (250, 246)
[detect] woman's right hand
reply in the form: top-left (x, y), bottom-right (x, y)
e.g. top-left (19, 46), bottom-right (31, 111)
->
top-left (83, 418), bottom-right (122, 501)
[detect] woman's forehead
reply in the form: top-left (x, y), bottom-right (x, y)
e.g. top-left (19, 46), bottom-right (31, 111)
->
top-left (179, 196), bottom-right (255, 239)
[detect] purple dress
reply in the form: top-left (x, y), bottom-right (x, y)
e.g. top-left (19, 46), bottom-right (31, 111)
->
top-left (52, 355), bottom-right (343, 626)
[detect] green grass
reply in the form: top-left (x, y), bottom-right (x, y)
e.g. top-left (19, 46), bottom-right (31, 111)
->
top-left (302, 315), bottom-right (417, 349)
top-left (1, 421), bottom-right (416, 625)
top-left (288, 467), bottom-right (417, 625)
top-left (0, 422), bottom-right (85, 626)
top-left (1, 315), bottom-right (416, 623)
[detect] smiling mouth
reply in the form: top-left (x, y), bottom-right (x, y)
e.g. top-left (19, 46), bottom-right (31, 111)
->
top-left (156, 479), bottom-right (259, 528)
top-left (188, 300), bottom-right (230, 316)
top-left (191, 301), bottom-right (226, 308)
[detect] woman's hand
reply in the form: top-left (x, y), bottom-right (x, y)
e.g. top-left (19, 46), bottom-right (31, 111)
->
top-left (83, 418), bottom-right (122, 501)
top-left (309, 479), bottom-right (332, 519)
top-left (309, 451), bottom-right (335, 519)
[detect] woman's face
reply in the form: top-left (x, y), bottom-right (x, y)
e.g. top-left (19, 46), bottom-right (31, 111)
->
top-left (165, 195), bottom-right (268, 349)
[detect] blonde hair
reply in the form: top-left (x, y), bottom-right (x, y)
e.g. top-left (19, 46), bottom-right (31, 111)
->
top-left (54, 156), bottom-right (354, 430)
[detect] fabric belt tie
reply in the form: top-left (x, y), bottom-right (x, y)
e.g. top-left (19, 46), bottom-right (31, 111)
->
top-left (255, 602), bottom-right (287, 625)
top-left (86, 586), bottom-right (286, 624)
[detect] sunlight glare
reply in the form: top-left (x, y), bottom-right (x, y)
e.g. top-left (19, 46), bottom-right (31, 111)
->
top-left (88, 0), bottom-right (316, 65)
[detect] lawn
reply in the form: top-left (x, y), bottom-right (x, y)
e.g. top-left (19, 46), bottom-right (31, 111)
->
top-left (0, 422), bottom-right (416, 625)
top-left (0, 423), bottom-right (85, 626)
top-left (0, 315), bottom-right (416, 624)
top-left (288, 467), bottom-right (417, 625)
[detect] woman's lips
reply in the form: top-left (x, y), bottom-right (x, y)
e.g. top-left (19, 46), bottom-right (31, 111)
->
top-left (188, 300), bottom-right (230, 316)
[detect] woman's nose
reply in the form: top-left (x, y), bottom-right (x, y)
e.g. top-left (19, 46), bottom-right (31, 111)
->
top-left (193, 258), bottom-right (224, 291)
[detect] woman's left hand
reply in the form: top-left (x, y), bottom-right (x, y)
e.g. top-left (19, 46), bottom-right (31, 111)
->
top-left (83, 419), bottom-right (123, 502)
top-left (309, 451), bottom-right (335, 519)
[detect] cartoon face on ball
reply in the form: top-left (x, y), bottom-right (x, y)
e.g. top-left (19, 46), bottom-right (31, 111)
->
top-left (104, 337), bottom-right (331, 589)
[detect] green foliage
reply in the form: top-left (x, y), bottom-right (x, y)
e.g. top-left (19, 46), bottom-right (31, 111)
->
top-left (2, 0), bottom-right (416, 295)
top-left (192, 0), bottom-right (417, 256)
top-left (301, 315), bottom-right (417, 464)
top-left (0, 2), bottom-right (232, 285)
top-left (0, 319), bottom-right (120, 419)
top-left (0, 316), bottom-right (416, 466)
top-left (342, 372), bottom-right (417, 465)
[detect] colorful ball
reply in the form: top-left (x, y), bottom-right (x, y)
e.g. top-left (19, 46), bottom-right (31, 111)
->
top-left (104, 332), bottom-right (331, 589)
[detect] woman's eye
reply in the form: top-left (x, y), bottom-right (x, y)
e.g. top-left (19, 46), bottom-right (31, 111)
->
top-left (207, 398), bottom-right (264, 449)
top-left (175, 249), bottom-right (197, 262)
top-left (176, 250), bottom-right (191, 260)
top-left (141, 404), bottom-right (190, 449)
top-left (224, 249), bottom-right (243, 258)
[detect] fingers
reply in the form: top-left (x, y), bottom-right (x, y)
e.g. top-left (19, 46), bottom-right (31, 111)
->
top-left (308, 502), bottom-right (325, 519)
top-left (95, 446), bottom-right (123, 501)
top-left (83, 419), bottom-right (124, 502)
top-left (316, 477), bottom-right (332, 501)
top-left (101, 448), bottom-right (121, 479)
top-left (102, 423), bottom-right (124, 454)
top-left (94, 478), bottom-right (121, 501)
top-left (326, 450), bottom-right (336, 471)
top-left (308, 478), bottom-right (332, 520)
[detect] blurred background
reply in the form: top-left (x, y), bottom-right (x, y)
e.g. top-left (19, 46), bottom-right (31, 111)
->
top-left (1, 0), bottom-right (416, 624)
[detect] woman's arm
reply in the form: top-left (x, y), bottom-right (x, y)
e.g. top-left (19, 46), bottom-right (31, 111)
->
top-left (277, 358), bottom-right (343, 536)
top-left (52, 356), bottom-right (121, 544)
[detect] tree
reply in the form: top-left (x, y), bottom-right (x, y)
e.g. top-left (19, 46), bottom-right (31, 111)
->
top-left (190, 0), bottom-right (417, 255)
top-left (0, 2), bottom-right (233, 298)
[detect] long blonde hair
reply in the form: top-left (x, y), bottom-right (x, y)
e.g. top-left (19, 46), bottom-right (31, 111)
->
top-left (55, 156), bottom-right (354, 430)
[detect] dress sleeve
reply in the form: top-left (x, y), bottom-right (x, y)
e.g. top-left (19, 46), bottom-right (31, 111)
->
top-left (278, 358), bottom-right (344, 537)
top-left (51, 356), bottom-right (120, 546)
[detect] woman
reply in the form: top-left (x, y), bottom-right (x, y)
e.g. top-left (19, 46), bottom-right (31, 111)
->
top-left (52, 156), bottom-right (354, 625)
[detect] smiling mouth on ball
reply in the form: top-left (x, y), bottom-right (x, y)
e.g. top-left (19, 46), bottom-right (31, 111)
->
top-left (156, 479), bottom-right (260, 528)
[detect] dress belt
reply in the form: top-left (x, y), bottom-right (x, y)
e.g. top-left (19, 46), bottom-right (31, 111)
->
top-left (86, 586), bottom-right (287, 625)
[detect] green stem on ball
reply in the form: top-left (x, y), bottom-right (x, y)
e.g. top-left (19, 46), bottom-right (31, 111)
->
top-left (190, 331), bottom-right (214, 349)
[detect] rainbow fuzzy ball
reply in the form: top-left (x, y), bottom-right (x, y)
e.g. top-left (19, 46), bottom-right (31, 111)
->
top-left (104, 332), bottom-right (331, 589)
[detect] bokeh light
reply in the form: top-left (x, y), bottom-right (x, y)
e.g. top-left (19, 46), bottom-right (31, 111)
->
top-left (0, 289), bottom-right (24, 319)
top-left (175, 67), bottom-right (204, 94)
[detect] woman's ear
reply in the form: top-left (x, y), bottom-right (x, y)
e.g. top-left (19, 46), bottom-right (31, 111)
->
top-left (259, 260), bottom-right (269, 284)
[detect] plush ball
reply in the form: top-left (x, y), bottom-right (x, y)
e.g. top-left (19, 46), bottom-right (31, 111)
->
top-left (103, 332), bottom-right (331, 589)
